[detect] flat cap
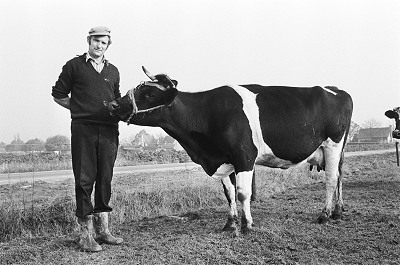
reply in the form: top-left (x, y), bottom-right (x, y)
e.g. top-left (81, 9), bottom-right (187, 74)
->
top-left (88, 26), bottom-right (111, 36)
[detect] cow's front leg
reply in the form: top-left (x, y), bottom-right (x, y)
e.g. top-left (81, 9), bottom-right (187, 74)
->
top-left (236, 170), bottom-right (254, 234)
top-left (221, 174), bottom-right (239, 233)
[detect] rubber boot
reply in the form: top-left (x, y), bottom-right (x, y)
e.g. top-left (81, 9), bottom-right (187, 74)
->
top-left (93, 212), bottom-right (123, 245)
top-left (77, 215), bottom-right (102, 252)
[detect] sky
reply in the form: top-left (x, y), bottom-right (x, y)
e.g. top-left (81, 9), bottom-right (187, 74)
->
top-left (1, 0), bottom-right (400, 144)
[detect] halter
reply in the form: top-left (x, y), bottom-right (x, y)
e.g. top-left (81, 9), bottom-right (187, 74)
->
top-left (124, 81), bottom-right (170, 125)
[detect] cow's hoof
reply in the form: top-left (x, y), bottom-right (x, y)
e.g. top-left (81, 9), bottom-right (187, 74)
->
top-left (222, 224), bottom-right (236, 232)
top-left (222, 216), bottom-right (238, 232)
top-left (241, 225), bottom-right (253, 235)
top-left (240, 217), bottom-right (253, 235)
top-left (223, 226), bottom-right (239, 237)
top-left (332, 209), bottom-right (343, 220)
top-left (317, 214), bottom-right (330, 224)
top-left (331, 213), bottom-right (342, 220)
top-left (331, 204), bottom-right (344, 220)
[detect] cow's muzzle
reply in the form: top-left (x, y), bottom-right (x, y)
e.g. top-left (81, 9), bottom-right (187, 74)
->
top-left (393, 130), bottom-right (400, 139)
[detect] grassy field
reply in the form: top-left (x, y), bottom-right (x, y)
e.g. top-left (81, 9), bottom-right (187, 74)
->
top-left (0, 151), bottom-right (399, 264)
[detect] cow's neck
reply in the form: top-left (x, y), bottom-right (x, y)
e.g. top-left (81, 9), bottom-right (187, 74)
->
top-left (159, 92), bottom-right (228, 175)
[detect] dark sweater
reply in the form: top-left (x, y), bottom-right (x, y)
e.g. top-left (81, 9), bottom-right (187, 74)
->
top-left (52, 53), bottom-right (121, 127)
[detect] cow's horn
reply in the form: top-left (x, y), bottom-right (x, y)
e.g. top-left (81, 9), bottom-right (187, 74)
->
top-left (142, 66), bottom-right (157, 81)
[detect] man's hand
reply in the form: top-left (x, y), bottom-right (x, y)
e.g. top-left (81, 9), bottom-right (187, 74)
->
top-left (104, 100), bottom-right (119, 111)
top-left (53, 97), bottom-right (71, 110)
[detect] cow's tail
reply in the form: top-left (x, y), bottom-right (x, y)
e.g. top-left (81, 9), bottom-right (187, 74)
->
top-left (338, 150), bottom-right (344, 182)
top-left (336, 114), bottom-right (352, 206)
top-left (338, 131), bottom-right (347, 177)
top-left (338, 91), bottom-right (353, 181)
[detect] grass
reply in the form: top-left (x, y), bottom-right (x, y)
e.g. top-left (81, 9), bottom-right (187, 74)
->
top-left (0, 186), bottom-right (76, 241)
top-left (344, 142), bottom-right (394, 152)
top-left (1, 151), bottom-right (399, 264)
top-left (0, 163), bottom-right (320, 242)
top-left (1, 160), bottom-right (72, 174)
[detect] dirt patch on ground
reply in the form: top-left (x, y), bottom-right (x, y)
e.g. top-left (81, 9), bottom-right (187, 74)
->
top-left (1, 153), bottom-right (400, 264)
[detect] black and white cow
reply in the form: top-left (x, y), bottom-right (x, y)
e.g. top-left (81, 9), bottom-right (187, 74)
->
top-left (107, 67), bottom-right (353, 233)
top-left (385, 107), bottom-right (400, 139)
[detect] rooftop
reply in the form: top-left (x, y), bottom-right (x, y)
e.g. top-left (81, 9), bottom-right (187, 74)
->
top-left (358, 127), bottom-right (392, 139)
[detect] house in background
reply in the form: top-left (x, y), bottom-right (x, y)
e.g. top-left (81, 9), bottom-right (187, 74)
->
top-left (120, 135), bottom-right (183, 152)
top-left (158, 135), bottom-right (183, 151)
top-left (355, 126), bottom-right (393, 143)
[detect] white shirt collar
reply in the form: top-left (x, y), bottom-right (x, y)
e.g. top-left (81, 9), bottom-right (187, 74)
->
top-left (85, 52), bottom-right (108, 65)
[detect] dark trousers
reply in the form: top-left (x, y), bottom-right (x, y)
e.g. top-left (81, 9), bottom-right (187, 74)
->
top-left (71, 123), bottom-right (119, 218)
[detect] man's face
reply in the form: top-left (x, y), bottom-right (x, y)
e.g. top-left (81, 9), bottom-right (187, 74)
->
top-left (88, 35), bottom-right (110, 59)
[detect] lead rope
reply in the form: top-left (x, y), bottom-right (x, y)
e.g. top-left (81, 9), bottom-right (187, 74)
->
top-left (125, 87), bottom-right (138, 125)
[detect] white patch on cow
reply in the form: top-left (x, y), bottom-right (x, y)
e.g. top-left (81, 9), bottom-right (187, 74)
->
top-left (236, 170), bottom-right (254, 228)
top-left (210, 163), bottom-right (235, 180)
top-left (228, 84), bottom-right (300, 168)
top-left (320, 137), bottom-right (344, 176)
top-left (227, 85), bottom-right (272, 157)
top-left (322, 87), bottom-right (337, 96)
top-left (321, 135), bottom-right (345, 215)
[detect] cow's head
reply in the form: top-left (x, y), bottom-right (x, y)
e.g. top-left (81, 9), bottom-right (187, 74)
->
top-left (107, 66), bottom-right (178, 124)
top-left (385, 107), bottom-right (400, 139)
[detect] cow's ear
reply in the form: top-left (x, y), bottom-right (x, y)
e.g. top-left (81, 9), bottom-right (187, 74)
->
top-left (171, 80), bottom-right (178, 88)
top-left (385, 110), bottom-right (399, 119)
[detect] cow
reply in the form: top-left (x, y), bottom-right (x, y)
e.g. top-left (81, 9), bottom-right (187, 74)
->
top-left (385, 107), bottom-right (400, 139)
top-left (385, 107), bottom-right (400, 166)
top-left (107, 66), bottom-right (353, 234)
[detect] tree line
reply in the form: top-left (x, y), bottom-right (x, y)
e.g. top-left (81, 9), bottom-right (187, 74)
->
top-left (0, 129), bottom-right (176, 153)
top-left (1, 135), bottom-right (70, 153)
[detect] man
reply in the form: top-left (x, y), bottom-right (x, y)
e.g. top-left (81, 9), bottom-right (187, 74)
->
top-left (52, 26), bottom-right (123, 252)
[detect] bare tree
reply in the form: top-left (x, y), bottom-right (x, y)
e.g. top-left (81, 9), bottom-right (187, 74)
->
top-left (348, 121), bottom-right (361, 142)
top-left (362, 119), bottom-right (381, 128)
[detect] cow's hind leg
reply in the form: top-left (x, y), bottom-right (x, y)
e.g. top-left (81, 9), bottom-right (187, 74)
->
top-left (236, 170), bottom-right (254, 234)
top-left (317, 139), bottom-right (344, 224)
top-left (221, 173), bottom-right (239, 232)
